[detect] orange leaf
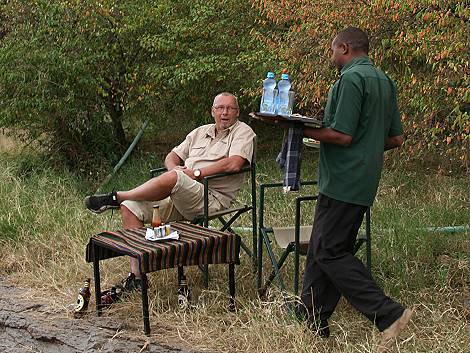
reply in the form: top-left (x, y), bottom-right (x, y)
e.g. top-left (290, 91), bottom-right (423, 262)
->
top-left (447, 87), bottom-right (453, 95)
top-left (446, 136), bottom-right (452, 145)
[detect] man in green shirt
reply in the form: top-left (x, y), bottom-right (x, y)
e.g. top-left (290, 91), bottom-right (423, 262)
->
top-left (299, 27), bottom-right (411, 352)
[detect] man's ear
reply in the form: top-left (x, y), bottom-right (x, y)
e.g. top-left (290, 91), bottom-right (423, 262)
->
top-left (340, 42), bottom-right (349, 55)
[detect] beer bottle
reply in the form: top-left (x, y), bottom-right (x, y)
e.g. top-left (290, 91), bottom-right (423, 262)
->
top-left (74, 278), bottom-right (91, 318)
top-left (177, 274), bottom-right (191, 310)
top-left (151, 204), bottom-right (162, 228)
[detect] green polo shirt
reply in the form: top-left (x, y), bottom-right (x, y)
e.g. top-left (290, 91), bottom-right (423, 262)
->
top-left (319, 56), bottom-right (403, 206)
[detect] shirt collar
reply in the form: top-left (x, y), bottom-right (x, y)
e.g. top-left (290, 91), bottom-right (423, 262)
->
top-left (206, 120), bottom-right (240, 139)
top-left (340, 56), bottom-right (372, 75)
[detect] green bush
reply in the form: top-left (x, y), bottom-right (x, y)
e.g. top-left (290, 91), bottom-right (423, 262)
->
top-left (0, 0), bottom-right (268, 170)
top-left (252, 0), bottom-right (469, 169)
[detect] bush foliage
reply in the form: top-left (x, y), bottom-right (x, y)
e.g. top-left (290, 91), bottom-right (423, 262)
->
top-left (0, 0), bottom-right (267, 168)
top-left (0, 0), bottom-right (468, 170)
top-left (252, 0), bottom-right (469, 167)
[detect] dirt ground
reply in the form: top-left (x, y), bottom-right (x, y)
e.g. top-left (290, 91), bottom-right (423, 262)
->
top-left (0, 278), bottom-right (206, 353)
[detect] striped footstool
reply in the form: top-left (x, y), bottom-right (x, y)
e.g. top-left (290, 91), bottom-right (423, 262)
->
top-left (86, 222), bottom-right (241, 335)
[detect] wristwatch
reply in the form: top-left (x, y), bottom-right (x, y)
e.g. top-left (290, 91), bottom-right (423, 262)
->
top-left (193, 169), bottom-right (201, 179)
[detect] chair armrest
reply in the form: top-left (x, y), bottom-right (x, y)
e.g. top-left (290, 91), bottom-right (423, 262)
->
top-left (149, 167), bottom-right (167, 178)
top-left (201, 165), bottom-right (253, 181)
top-left (200, 165), bottom-right (254, 227)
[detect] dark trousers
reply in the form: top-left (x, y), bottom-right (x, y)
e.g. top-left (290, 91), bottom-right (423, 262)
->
top-left (301, 194), bottom-right (404, 331)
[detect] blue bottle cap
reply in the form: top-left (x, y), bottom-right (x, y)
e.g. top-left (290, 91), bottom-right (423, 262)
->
top-left (281, 73), bottom-right (289, 80)
top-left (267, 72), bottom-right (275, 78)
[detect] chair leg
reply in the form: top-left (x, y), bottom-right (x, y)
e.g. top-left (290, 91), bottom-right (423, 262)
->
top-left (141, 273), bottom-right (151, 336)
top-left (262, 234), bottom-right (288, 293)
top-left (257, 228), bottom-right (263, 294)
top-left (259, 243), bottom-right (293, 297)
top-left (228, 263), bottom-right (235, 311)
top-left (93, 243), bottom-right (102, 317)
top-left (239, 240), bottom-right (253, 258)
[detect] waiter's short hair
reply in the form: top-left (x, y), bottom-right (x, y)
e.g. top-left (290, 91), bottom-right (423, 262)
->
top-left (335, 27), bottom-right (369, 54)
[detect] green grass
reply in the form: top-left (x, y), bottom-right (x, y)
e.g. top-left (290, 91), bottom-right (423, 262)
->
top-left (0, 145), bottom-right (469, 353)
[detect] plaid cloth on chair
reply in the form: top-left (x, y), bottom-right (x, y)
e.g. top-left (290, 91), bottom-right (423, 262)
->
top-left (276, 126), bottom-right (303, 192)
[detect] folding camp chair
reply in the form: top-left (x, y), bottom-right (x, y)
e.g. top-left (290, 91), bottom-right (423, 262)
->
top-left (257, 181), bottom-right (371, 297)
top-left (149, 141), bottom-right (257, 287)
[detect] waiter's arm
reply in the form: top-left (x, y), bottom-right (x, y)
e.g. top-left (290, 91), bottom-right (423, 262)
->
top-left (304, 127), bottom-right (352, 146)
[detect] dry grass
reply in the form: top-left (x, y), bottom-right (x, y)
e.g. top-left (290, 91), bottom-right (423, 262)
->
top-left (0, 146), bottom-right (469, 353)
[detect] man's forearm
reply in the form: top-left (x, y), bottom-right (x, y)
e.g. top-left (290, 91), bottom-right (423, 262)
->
top-left (197, 156), bottom-right (246, 178)
top-left (304, 127), bottom-right (352, 146)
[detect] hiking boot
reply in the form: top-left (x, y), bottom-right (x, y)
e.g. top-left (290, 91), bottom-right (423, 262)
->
top-left (378, 309), bottom-right (413, 353)
top-left (121, 273), bottom-right (142, 292)
top-left (84, 191), bottom-right (120, 214)
top-left (100, 286), bottom-right (123, 306)
top-left (99, 274), bottom-right (141, 307)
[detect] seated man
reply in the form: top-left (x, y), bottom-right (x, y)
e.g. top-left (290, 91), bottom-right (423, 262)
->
top-left (85, 92), bottom-right (255, 291)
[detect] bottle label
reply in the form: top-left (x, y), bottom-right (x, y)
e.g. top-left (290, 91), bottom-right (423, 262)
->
top-left (178, 294), bottom-right (189, 309)
top-left (75, 294), bottom-right (85, 312)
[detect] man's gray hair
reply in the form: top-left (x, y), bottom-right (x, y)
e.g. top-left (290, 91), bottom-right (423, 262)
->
top-left (213, 92), bottom-right (239, 107)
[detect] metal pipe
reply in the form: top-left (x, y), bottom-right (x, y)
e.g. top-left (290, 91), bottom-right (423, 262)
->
top-left (96, 120), bottom-right (149, 193)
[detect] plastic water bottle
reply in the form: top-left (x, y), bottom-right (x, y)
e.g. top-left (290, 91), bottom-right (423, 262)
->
top-left (260, 72), bottom-right (276, 114)
top-left (276, 73), bottom-right (292, 116)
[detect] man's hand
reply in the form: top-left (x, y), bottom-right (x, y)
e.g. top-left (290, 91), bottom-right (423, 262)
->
top-left (179, 167), bottom-right (199, 180)
top-left (384, 135), bottom-right (404, 151)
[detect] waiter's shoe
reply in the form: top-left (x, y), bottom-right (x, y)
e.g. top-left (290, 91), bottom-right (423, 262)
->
top-left (293, 303), bottom-right (330, 338)
top-left (378, 309), bottom-right (413, 352)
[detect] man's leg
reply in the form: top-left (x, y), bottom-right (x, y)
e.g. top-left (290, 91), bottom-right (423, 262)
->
top-left (117, 171), bottom-right (178, 203)
top-left (301, 196), bottom-right (342, 323)
top-left (307, 194), bottom-right (405, 332)
top-left (121, 205), bottom-right (145, 277)
top-left (85, 171), bottom-right (179, 213)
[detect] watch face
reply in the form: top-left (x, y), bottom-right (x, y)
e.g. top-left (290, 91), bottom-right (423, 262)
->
top-left (194, 170), bottom-right (201, 177)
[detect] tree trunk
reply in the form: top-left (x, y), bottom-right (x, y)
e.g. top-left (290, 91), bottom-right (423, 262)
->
top-left (108, 95), bottom-right (126, 148)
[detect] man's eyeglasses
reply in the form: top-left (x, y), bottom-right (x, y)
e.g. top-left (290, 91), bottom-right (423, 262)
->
top-left (212, 105), bottom-right (239, 113)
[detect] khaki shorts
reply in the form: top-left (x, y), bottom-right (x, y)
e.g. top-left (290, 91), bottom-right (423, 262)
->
top-left (121, 170), bottom-right (224, 224)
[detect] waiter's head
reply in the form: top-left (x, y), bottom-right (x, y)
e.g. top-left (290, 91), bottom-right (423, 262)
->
top-left (330, 27), bottom-right (369, 70)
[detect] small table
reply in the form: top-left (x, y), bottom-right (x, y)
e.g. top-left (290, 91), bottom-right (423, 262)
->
top-left (86, 222), bottom-right (240, 335)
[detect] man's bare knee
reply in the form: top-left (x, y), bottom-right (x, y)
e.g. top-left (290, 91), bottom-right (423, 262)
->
top-left (121, 205), bottom-right (143, 228)
top-left (157, 170), bottom-right (178, 190)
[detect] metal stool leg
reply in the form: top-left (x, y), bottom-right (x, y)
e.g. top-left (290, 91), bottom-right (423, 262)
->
top-left (229, 263), bottom-right (235, 311)
top-left (140, 273), bottom-right (150, 336)
top-left (93, 242), bottom-right (102, 316)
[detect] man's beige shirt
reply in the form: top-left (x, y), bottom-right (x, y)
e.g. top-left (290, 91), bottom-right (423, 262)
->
top-left (172, 120), bottom-right (255, 208)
